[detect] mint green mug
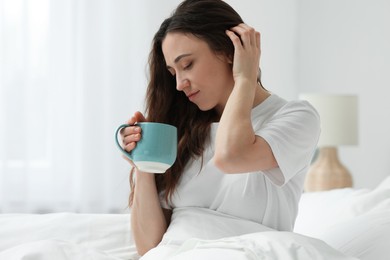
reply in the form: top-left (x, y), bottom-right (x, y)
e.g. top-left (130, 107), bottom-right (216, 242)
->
top-left (115, 122), bottom-right (177, 173)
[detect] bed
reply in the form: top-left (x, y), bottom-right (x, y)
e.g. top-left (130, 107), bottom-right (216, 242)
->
top-left (1, 176), bottom-right (389, 260)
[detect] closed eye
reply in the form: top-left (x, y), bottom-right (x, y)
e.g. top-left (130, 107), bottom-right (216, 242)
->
top-left (183, 62), bottom-right (193, 70)
top-left (166, 61), bottom-right (192, 76)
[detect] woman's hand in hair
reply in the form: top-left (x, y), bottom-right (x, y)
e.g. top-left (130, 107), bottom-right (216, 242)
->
top-left (120, 111), bottom-right (147, 164)
top-left (216, 24), bottom-right (277, 174)
top-left (225, 23), bottom-right (260, 88)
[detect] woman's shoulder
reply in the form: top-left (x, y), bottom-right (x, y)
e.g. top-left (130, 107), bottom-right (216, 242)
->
top-left (282, 98), bottom-right (320, 120)
top-left (268, 94), bottom-right (319, 118)
top-left (252, 94), bottom-right (318, 117)
top-left (251, 94), bottom-right (320, 130)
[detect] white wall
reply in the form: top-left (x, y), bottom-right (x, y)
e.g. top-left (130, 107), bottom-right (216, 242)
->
top-left (227, 0), bottom-right (299, 100)
top-left (297, 0), bottom-right (390, 188)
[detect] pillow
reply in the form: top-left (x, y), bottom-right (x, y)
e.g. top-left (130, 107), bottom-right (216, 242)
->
top-left (295, 176), bottom-right (390, 237)
top-left (294, 176), bottom-right (390, 260)
top-left (319, 210), bottom-right (390, 260)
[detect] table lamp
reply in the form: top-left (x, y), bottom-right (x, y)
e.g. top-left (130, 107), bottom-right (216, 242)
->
top-left (299, 94), bottom-right (358, 192)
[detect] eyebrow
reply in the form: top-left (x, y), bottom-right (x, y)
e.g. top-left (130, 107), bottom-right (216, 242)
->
top-left (174, 53), bottom-right (192, 63)
top-left (166, 53), bottom-right (192, 69)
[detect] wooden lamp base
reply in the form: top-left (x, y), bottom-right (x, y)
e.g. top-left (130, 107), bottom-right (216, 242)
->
top-left (304, 147), bottom-right (353, 192)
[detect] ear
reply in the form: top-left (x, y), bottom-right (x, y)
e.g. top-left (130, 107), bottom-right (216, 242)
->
top-left (216, 52), bottom-right (233, 64)
top-left (222, 54), bottom-right (233, 64)
top-left (225, 53), bottom-right (233, 64)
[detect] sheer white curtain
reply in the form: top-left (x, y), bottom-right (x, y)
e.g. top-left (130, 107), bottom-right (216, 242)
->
top-left (0, 0), bottom-right (179, 213)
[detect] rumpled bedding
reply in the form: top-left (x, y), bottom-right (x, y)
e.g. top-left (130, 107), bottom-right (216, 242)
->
top-left (0, 213), bottom-right (139, 260)
top-left (0, 239), bottom-right (123, 260)
top-left (138, 206), bottom-right (358, 260)
top-left (294, 176), bottom-right (390, 260)
top-left (0, 176), bottom-right (389, 260)
top-left (142, 231), bottom-right (358, 260)
top-left (0, 211), bottom-right (356, 260)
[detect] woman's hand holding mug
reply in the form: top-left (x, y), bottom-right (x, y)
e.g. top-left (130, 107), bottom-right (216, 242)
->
top-left (120, 111), bottom-right (147, 156)
top-left (116, 111), bottom-right (177, 174)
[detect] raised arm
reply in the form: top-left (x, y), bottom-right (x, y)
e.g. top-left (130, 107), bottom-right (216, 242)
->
top-left (214, 24), bottom-right (278, 173)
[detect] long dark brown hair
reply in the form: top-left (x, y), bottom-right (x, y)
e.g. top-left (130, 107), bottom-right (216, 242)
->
top-left (129, 0), bottom-right (244, 206)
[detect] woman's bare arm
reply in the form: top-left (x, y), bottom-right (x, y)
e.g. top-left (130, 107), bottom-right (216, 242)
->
top-left (131, 171), bottom-right (172, 256)
top-left (214, 24), bottom-right (277, 173)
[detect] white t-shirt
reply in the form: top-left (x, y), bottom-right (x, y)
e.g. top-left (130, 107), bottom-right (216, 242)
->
top-left (160, 94), bottom-right (320, 240)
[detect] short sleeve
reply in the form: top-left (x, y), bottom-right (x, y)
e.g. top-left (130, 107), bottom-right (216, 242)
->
top-left (256, 101), bottom-right (320, 186)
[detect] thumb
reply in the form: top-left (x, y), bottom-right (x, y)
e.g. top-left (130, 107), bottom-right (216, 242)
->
top-left (134, 111), bottom-right (147, 122)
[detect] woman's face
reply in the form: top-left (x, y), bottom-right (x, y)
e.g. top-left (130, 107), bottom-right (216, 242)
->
top-left (162, 32), bottom-right (234, 114)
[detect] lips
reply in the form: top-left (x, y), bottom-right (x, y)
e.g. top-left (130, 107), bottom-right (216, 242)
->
top-left (186, 90), bottom-right (200, 101)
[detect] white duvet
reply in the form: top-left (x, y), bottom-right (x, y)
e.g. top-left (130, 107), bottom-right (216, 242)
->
top-left (0, 176), bottom-right (389, 260)
top-left (0, 228), bottom-right (356, 260)
top-left (142, 206), bottom-right (357, 260)
top-left (142, 231), bottom-right (357, 260)
top-left (0, 211), bottom-right (356, 260)
top-left (0, 213), bottom-right (137, 260)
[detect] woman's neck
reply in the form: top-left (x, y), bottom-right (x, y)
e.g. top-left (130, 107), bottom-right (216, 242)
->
top-left (252, 83), bottom-right (271, 108)
top-left (215, 83), bottom-right (270, 119)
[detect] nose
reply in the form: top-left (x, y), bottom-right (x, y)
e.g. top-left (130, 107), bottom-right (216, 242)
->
top-left (176, 76), bottom-right (190, 92)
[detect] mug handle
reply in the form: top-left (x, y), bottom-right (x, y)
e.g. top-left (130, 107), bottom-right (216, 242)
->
top-left (115, 124), bottom-right (133, 159)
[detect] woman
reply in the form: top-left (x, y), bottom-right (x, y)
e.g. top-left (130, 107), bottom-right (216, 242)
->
top-left (120, 0), bottom-right (320, 256)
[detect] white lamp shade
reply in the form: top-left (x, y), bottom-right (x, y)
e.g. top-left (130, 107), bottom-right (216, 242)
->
top-left (300, 94), bottom-right (358, 147)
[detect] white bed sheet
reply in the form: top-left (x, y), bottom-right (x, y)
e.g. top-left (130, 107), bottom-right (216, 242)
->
top-left (0, 212), bottom-right (356, 260)
top-left (0, 176), bottom-right (389, 260)
top-left (0, 213), bottom-right (139, 260)
top-left (142, 231), bottom-right (358, 260)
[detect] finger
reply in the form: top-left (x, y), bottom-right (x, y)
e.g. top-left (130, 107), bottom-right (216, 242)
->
top-left (226, 29), bottom-right (243, 50)
top-left (256, 31), bottom-right (261, 49)
top-left (134, 111), bottom-right (147, 122)
top-left (120, 126), bottom-right (141, 140)
top-left (123, 133), bottom-right (141, 144)
top-left (238, 23), bottom-right (255, 32)
top-left (237, 24), bottom-right (258, 48)
top-left (126, 110), bottom-right (146, 125)
top-left (230, 24), bottom-right (256, 46)
top-left (124, 142), bottom-right (136, 152)
top-left (228, 26), bottom-right (246, 45)
top-left (126, 115), bottom-right (137, 125)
